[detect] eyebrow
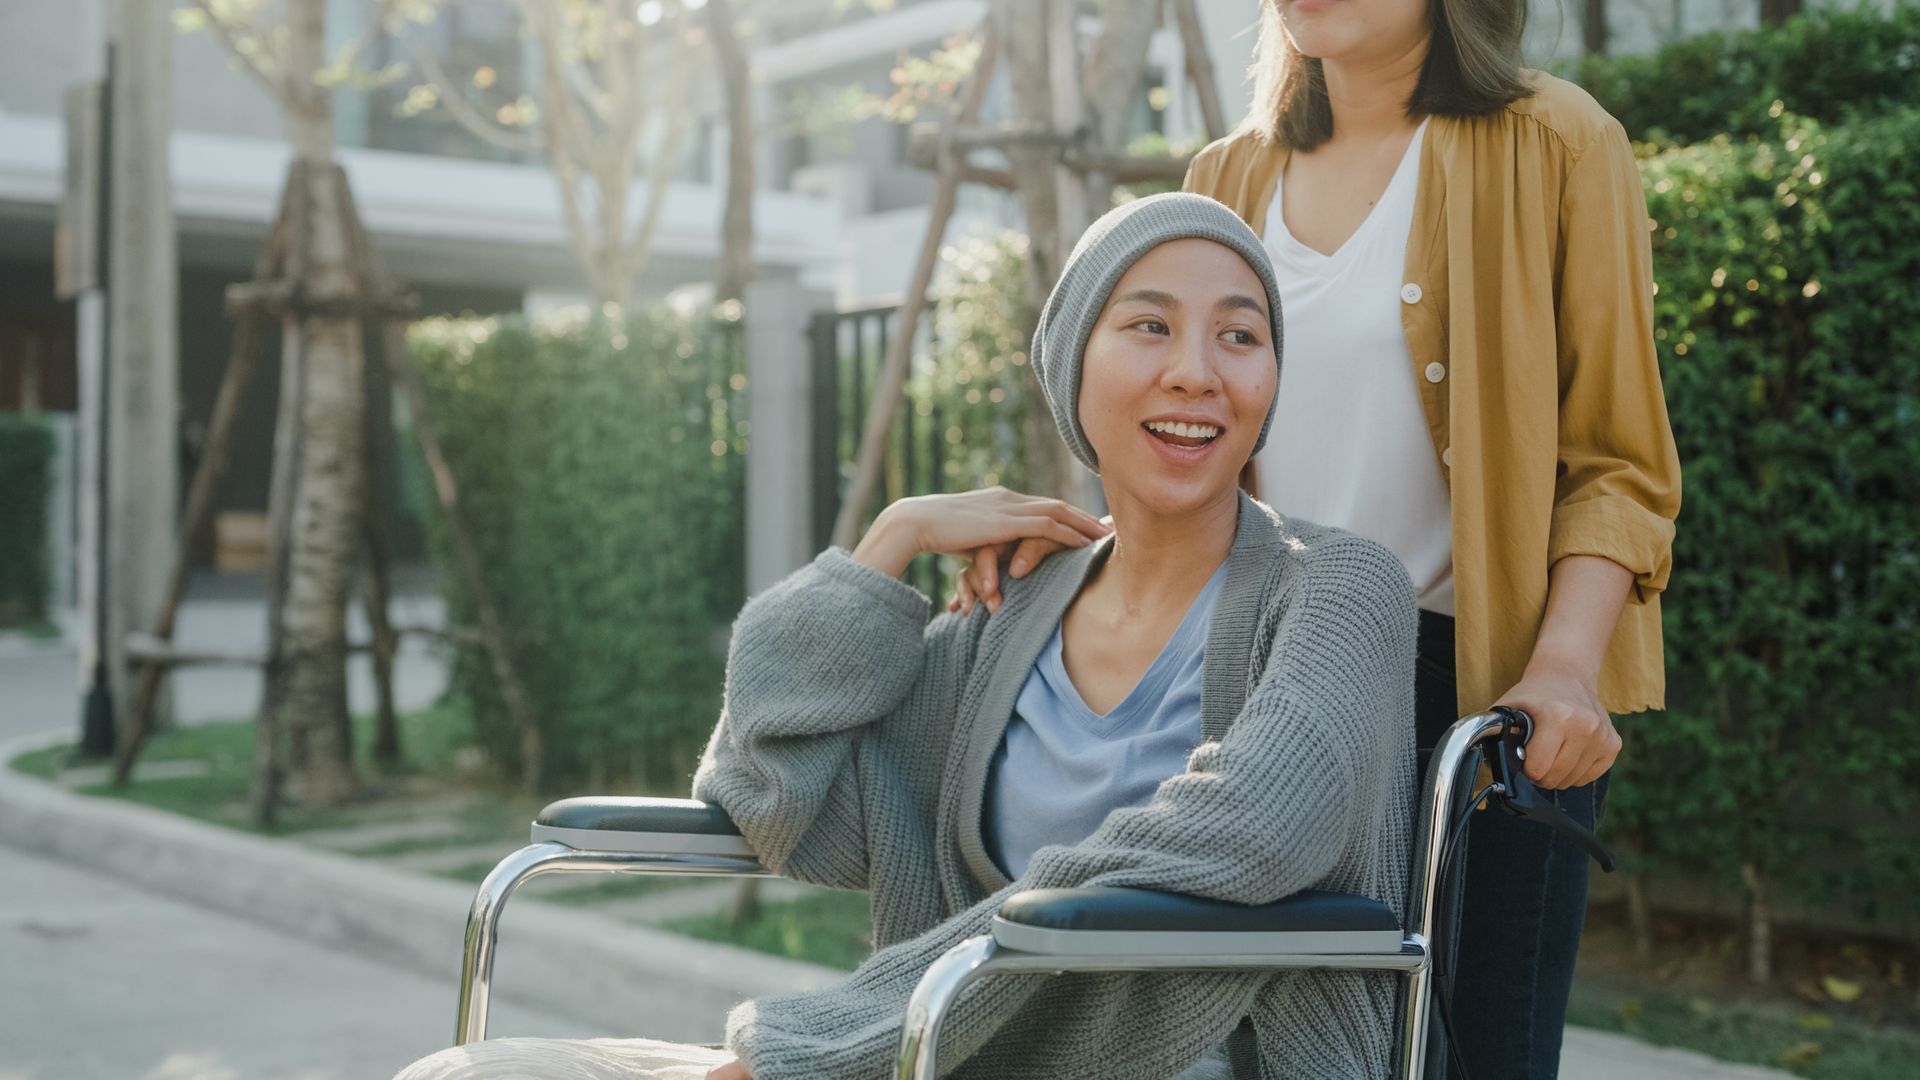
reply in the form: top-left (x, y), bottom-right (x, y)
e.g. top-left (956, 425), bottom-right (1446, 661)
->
top-left (1113, 288), bottom-right (1180, 308)
top-left (1219, 294), bottom-right (1269, 319)
top-left (1112, 288), bottom-right (1268, 320)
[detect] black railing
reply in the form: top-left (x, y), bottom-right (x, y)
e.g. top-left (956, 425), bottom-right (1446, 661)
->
top-left (809, 300), bottom-right (953, 602)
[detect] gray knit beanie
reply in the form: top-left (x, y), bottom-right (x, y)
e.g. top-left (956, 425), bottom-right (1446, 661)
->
top-left (1030, 192), bottom-right (1283, 474)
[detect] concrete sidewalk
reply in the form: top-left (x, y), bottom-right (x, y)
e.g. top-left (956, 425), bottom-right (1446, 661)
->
top-left (1, 844), bottom-right (594, 1080)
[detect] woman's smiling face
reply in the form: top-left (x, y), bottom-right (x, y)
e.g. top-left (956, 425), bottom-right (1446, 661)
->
top-left (1077, 237), bottom-right (1277, 516)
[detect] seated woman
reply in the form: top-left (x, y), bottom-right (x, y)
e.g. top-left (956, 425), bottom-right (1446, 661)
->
top-left (398, 193), bottom-right (1418, 1080)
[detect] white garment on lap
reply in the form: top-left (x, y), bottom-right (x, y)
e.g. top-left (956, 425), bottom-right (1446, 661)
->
top-left (1257, 118), bottom-right (1455, 615)
top-left (393, 1036), bottom-right (734, 1080)
top-left (397, 1035), bottom-right (1230, 1079)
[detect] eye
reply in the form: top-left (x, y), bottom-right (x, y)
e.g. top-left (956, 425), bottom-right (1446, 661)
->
top-left (1131, 318), bottom-right (1170, 335)
top-left (1223, 328), bottom-right (1260, 347)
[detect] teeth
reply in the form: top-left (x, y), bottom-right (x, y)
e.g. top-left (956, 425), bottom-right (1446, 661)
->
top-left (1146, 420), bottom-right (1220, 439)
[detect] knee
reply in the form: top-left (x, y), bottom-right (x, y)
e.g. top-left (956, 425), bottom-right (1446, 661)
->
top-left (392, 1041), bottom-right (524, 1080)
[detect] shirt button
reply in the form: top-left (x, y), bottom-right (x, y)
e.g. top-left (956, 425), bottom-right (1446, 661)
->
top-left (1442, 447), bottom-right (1453, 467)
top-left (1425, 361), bottom-right (1446, 383)
top-left (1401, 283), bottom-right (1423, 304)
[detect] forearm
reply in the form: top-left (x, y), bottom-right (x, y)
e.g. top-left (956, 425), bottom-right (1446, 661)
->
top-left (1525, 554), bottom-right (1634, 683)
top-left (850, 505), bottom-right (923, 579)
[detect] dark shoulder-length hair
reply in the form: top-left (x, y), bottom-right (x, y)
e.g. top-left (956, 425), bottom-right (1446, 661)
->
top-left (1242, 0), bottom-right (1534, 150)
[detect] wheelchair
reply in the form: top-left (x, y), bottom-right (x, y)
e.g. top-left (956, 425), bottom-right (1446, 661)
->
top-left (451, 707), bottom-right (1613, 1080)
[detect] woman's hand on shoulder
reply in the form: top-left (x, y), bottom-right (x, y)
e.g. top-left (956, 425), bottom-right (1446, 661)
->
top-left (946, 506), bottom-right (1115, 616)
top-left (850, 487), bottom-right (1111, 597)
top-left (706, 1060), bottom-right (751, 1080)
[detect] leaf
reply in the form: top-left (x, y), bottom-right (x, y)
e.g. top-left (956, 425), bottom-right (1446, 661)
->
top-left (1774, 1041), bottom-right (1822, 1068)
top-left (1821, 975), bottom-right (1864, 1002)
top-left (1796, 1012), bottom-right (1834, 1030)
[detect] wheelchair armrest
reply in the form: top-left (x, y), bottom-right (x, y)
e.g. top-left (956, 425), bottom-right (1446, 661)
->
top-left (991, 887), bottom-right (1405, 957)
top-left (530, 797), bottom-right (757, 857)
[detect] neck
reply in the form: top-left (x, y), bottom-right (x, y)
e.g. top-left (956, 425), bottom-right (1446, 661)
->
top-left (1320, 35), bottom-right (1430, 142)
top-left (1092, 486), bottom-right (1240, 616)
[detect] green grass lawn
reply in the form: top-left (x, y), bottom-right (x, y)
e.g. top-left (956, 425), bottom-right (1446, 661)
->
top-left (668, 889), bottom-right (874, 971)
top-left (1568, 982), bottom-right (1920, 1079)
top-left (7, 700), bottom-right (529, 835)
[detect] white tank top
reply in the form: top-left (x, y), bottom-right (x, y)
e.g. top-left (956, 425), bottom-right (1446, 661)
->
top-left (1257, 120), bottom-right (1454, 615)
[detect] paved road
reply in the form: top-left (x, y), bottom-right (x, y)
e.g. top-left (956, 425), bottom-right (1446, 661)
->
top-left (0, 844), bottom-right (590, 1080)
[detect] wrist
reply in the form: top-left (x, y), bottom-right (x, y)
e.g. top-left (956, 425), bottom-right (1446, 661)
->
top-left (850, 507), bottom-right (921, 578)
top-left (1522, 643), bottom-right (1603, 687)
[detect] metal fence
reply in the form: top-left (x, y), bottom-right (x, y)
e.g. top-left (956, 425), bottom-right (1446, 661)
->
top-left (809, 300), bottom-right (953, 600)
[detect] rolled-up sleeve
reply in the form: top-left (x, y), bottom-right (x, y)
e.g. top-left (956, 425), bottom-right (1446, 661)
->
top-left (1551, 121), bottom-right (1683, 602)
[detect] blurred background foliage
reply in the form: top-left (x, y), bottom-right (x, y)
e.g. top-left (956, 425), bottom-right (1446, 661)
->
top-left (1579, 5), bottom-right (1920, 961)
top-left (393, 3), bottom-right (1920, 966)
top-left (406, 308), bottom-right (748, 793)
top-left (0, 414), bottom-right (54, 628)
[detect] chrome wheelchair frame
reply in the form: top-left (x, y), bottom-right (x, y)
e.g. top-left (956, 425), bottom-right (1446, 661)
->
top-left (452, 710), bottom-right (1521, 1080)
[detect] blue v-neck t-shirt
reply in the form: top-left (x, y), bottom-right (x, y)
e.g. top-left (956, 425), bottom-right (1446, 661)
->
top-left (983, 562), bottom-right (1229, 879)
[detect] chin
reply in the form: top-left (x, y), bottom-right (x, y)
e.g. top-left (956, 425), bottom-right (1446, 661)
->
top-left (1117, 474), bottom-right (1242, 519)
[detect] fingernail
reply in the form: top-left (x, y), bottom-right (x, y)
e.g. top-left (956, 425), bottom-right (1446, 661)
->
top-left (1010, 560), bottom-right (1027, 576)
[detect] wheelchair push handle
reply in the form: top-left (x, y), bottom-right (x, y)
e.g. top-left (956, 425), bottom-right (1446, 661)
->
top-left (1483, 706), bottom-right (1616, 873)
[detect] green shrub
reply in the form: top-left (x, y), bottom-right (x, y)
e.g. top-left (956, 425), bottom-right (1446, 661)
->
top-left (1572, 4), bottom-right (1920, 145)
top-left (0, 414), bottom-right (53, 627)
top-left (406, 308), bottom-right (747, 793)
top-left (1606, 108), bottom-right (1920, 933)
top-left (917, 231), bottom-right (1035, 494)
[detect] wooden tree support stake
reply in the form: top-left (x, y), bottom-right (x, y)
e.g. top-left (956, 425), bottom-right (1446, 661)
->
top-left (1170, 0), bottom-right (1228, 141)
top-left (110, 170), bottom-right (301, 787)
top-left (830, 22), bottom-right (1000, 549)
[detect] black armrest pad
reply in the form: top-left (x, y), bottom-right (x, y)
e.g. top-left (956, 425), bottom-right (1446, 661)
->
top-left (536, 797), bottom-right (742, 836)
top-left (997, 887), bottom-right (1399, 934)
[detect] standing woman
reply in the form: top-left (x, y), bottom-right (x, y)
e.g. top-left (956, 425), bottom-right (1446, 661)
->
top-left (1185, 0), bottom-right (1681, 1074)
top-left (956, 0), bottom-right (1681, 1072)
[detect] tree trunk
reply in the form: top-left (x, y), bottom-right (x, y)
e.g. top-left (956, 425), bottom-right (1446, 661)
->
top-left (1583, 0), bottom-right (1609, 56)
top-left (273, 0), bottom-right (363, 808)
top-left (992, 0), bottom-right (1077, 501)
top-left (1170, 0), bottom-right (1226, 140)
top-left (708, 0), bottom-right (754, 305)
top-left (1741, 860), bottom-right (1773, 983)
top-left (1625, 870), bottom-right (1654, 960)
top-left (362, 346), bottom-right (402, 770)
top-left (711, 0), bottom-right (755, 912)
top-left (1081, 0), bottom-right (1158, 202)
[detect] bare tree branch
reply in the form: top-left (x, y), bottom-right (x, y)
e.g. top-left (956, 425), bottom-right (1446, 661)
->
top-left (392, 28), bottom-right (542, 154)
top-left (1170, 0), bottom-right (1227, 140)
top-left (193, 0), bottom-right (292, 108)
top-left (331, 0), bottom-right (404, 77)
top-left (622, 25), bottom-right (696, 285)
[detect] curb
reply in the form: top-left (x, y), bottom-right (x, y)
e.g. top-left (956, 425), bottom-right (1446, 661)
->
top-left (0, 729), bottom-right (841, 1044)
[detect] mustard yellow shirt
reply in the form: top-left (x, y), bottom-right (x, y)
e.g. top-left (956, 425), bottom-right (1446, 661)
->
top-left (1184, 72), bottom-right (1682, 715)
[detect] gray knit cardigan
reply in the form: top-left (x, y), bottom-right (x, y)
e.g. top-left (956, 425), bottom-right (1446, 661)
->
top-left (692, 491), bottom-right (1417, 1079)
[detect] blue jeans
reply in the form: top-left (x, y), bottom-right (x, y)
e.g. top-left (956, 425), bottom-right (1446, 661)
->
top-left (1415, 610), bottom-right (1607, 1080)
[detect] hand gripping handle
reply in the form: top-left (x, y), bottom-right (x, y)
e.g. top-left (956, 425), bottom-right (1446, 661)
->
top-left (1487, 706), bottom-right (1617, 873)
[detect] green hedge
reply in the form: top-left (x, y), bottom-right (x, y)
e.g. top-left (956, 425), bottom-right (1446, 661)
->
top-left (407, 309), bottom-right (747, 793)
top-left (0, 414), bottom-right (54, 627)
top-left (1605, 106), bottom-right (1920, 933)
top-left (1572, 3), bottom-right (1920, 145)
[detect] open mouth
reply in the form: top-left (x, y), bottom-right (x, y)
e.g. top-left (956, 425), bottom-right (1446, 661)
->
top-left (1142, 420), bottom-right (1222, 449)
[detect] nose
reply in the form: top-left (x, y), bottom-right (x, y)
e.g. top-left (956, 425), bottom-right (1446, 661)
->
top-left (1159, 328), bottom-right (1223, 397)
